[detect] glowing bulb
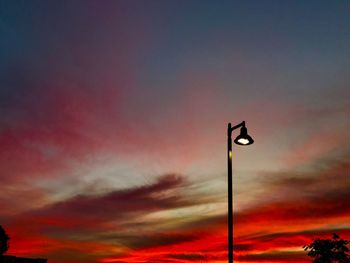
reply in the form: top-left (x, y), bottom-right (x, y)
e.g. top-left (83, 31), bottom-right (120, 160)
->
top-left (237, 138), bottom-right (250, 145)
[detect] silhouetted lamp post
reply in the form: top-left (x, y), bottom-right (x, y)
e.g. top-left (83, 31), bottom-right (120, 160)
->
top-left (227, 121), bottom-right (254, 263)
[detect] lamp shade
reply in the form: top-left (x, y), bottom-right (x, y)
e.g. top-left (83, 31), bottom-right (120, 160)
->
top-left (233, 126), bottom-right (254, 145)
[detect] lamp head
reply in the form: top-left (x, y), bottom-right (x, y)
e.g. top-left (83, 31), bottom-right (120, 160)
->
top-left (234, 126), bottom-right (254, 146)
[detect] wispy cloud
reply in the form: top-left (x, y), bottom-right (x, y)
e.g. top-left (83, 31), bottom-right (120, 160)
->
top-left (5, 174), bottom-right (220, 261)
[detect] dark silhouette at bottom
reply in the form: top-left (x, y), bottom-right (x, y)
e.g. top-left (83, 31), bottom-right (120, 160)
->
top-left (304, 233), bottom-right (350, 263)
top-left (0, 226), bottom-right (47, 263)
top-left (0, 256), bottom-right (47, 263)
top-left (0, 226), bottom-right (9, 255)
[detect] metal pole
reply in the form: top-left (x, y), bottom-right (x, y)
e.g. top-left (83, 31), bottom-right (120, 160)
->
top-left (227, 123), bottom-right (233, 263)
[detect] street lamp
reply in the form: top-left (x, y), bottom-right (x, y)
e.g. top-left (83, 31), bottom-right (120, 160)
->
top-left (227, 121), bottom-right (254, 263)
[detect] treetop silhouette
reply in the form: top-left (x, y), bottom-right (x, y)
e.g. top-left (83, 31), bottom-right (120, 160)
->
top-left (304, 233), bottom-right (350, 263)
top-left (0, 225), bottom-right (9, 255)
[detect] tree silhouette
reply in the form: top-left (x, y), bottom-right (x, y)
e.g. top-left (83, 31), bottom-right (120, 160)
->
top-left (304, 233), bottom-right (350, 263)
top-left (0, 225), bottom-right (9, 255)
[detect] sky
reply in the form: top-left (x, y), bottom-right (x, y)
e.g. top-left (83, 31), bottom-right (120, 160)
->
top-left (0, 0), bottom-right (350, 262)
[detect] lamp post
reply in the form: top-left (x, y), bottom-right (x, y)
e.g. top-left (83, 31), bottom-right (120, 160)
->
top-left (227, 121), bottom-right (254, 263)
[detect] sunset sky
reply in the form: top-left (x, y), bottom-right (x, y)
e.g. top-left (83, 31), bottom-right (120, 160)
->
top-left (1, 1), bottom-right (350, 262)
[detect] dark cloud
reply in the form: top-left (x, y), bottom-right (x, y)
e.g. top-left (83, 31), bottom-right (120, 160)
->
top-left (169, 253), bottom-right (206, 260)
top-left (237, 251), bottom-right (306, 262)
top-left (177, 214), bottom-right (226, 231)
top-left (167, 253), bottom-right (227, 262)
top-left (42, 249), bottom-right (100, 263)
top-left (266, 149), bottom-right (350, 193)
top-left (235, 227), bottom-right (350, 257)
top-left (234, 243), bottom-right (254, 252)
top-left (236, 150), bottom-right (350, 225)
top-left (120, 233), bottom-right (199, 249)
top-left (5, 173), bottom-right (211, 261)
top-left (236, 187), bottom-right (350, 224)
top-left (27, 174), bottom-right (189, 225)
